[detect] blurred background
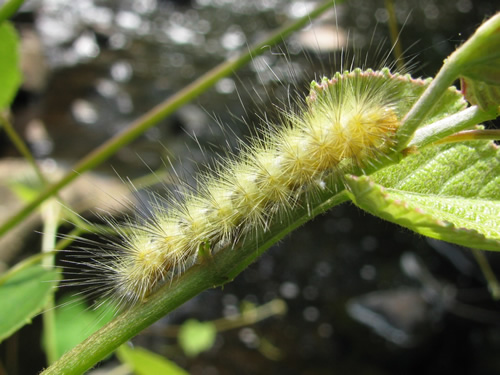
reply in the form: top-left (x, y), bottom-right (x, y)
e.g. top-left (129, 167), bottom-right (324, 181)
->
top-left (1, 0), bottom-right (500, 374)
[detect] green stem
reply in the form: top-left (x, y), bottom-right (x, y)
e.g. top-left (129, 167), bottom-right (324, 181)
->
top-left (384, 0), bottom-right (404, 71)
top-left (0, 114), bottom-right (94, 231)
top-left (154, 298), bottom-right (287, 337)
top-left (41, 187), bottom-right (349, 375)
top-left (0, 0), bottom-right (339, 240)
top-left (407, 105), bottom-right (498, 149)
top-left (0, 0), bottom-right (24, 23)
top-left (0, 113), bottom-right (48, 185)
top-left (471, 249), bottom-right (500, 300)
top-left (0, 222), bottom-right (109, 288)
top-left (396, 60), bottom-right (461, 149)
top-left (396, 12), bottom-right (500, 149)
top-left (434, 129), bottom-right (500, 145)
top-left (41, 200), bottom-right (61, 365)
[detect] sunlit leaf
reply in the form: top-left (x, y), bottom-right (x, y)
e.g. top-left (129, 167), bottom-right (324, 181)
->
top-left (178, 319), bottom-right (217, 357)
top-left (117, 344), bottom-right (188, 375)
top-left (346, 172), bottom-right (500, 251)
top-left (0, 265), bottom-right (59, 342)
top-left (48, 295), bottom-right (116, 360)
top-left (0, 21), bottom-right (22, 110)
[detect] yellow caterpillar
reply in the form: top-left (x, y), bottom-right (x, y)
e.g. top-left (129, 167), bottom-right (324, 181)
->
top-left (78, 67), bottom-right (433, 308)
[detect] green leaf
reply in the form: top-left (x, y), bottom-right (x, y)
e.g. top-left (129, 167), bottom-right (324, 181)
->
top-left (457, 13), bottom-right (500, 87)
top-left (178, 319), bottom-right (217, 357)
top-left (345, 173), bottom-right (500, 251)
top-left (0, 265), bottom-right (59, 342)
top-left (116, 345), bottom-right (189, 375)
top-left (354, 140), bottom-right (500, 251)
top-left (48, 295), bottom-right (116, 360)
top-left (461, 76), bottom-right (500, 111)
top-left (0, 21), bottom-right (22, 110)
top-left (7, 177), bottom-right (44, 203)
top-left (373, 141), bottom-right (500, 199)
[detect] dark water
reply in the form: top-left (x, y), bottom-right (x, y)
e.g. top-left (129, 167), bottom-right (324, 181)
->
top-left (3, 0), bottom-right (500, 374)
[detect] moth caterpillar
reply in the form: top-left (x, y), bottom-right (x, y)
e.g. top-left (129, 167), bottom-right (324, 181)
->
top-left (71, 66), bottom-right (429, 309)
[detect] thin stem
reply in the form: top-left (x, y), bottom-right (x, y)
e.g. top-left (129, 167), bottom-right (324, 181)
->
top-left (396, 12), bottom-right (500, 149)
top-left (0, 0), bottom-right (340, 240)
top-left (40, 200), bottom-right (61, 365)
top-left (0, 113), bottom-right (48, 185)
top-left (0, 114), bottom-right (92, 231)
top-left (396, 61), bottom-right (461, 149)
top-left (0, 222), bottom-right (104, 288)
top-left (407, 105), bottom-right (498, 149)
top-left (471, 249), bottom-right (500, 300)
top-left (0, 221), bottom-right (106, 288)
top-left (0, 0), bottom-right (24, 23)
top-left (434, 129), bottom-right (500, 145)
top-left (41, 188), bottom-right (349, 375)
top-left (154, 298), bottom-right (287, 337)
top-left (384, 0), bottom-right (404, 71)
top-left (212, 299), bottom-right (287, 333)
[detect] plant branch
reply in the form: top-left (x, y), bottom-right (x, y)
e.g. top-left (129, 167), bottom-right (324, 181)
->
top-left (153, 298), bottom-right (287, 337)
top-left (40, 185), bottom-right (349, 375)
top-left (384, 0), bottom-right (404, 71)
top-left (434, 129), bottom-right (500, 144)
top-left (471, 249), bottom-right (500, 300)
top-left (407, 105), bottom-right (498, 149)
top-left (396, 60), bottom-right (461, 149)
top-left (396, 12), bottom-right (500, 149)
top-left (0, 113), bottom-right (48, 185)
top-left (40, 200), bottom-right (61, 365)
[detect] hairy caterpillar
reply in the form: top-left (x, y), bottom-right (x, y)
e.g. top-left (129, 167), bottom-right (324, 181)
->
top-left (69, 65), bottom-right (430, 309)
top-left (62, 3), bottom-right (463, 310)
top-left (46, 0), bottom-right (484, 322)
top-left (55, 0), bottom-right (495, 321)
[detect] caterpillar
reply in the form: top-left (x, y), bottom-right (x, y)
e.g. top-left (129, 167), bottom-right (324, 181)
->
top-left (57, 0), bottom-right (483, 314)
top-left (70, 65), bottom-right (428, 309)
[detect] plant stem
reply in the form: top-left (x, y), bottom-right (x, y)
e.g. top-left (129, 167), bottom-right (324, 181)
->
top-left (153, 298), bottom-right (287, 337)
top-left (471, 249), bottom-right (500, 300)
top-left (211, 299), bottom-right (287, 333)
top-left (396, 61), bottom-right (461, 149)
top-left (434, 129), bottom-right (500, 145)
top-left (0, 114), bottom-right (93, 231)
top-left (384, 0), bottom-right (404, 71)
top-left (41, 187), bottom-right (349, 375)
top-left (0, 113), bottom-right (48, 185)
top-left (40, 199), bottom-right (61, 365)
top-left (0, 222), bottom-right (106, 288)
top-left (407, 105), bottom-right (498, 149)
top-left (0, 0), bottom-right (339, 240)
top-left (396, 12), bottom-right (500, 149)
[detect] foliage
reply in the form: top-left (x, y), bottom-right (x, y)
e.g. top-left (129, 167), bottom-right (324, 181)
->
top-left (0, 265), bottom-right (59, 342)
top-left (0, 21), bottom-right (21, 110)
